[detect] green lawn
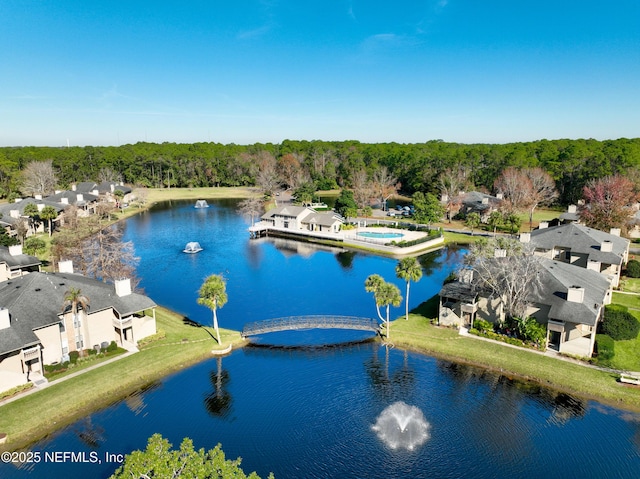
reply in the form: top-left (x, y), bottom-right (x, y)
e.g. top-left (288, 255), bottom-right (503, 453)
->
top-left (0, 307), bottom-right (245, 451)
top-left (619, 277), bottom-right (640, 294)
top-left (388, 298), bottom-right (640, 412)
top-left (612, 291), bottom-right (640, 310)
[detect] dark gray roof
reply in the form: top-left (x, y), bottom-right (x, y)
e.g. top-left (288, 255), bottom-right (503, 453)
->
top-left (533, 258), bottom-right (610, 326)
top-left (0, 198), bottom-right (65, 226)
top-left (439, 281), bottom-right (477, 303)
top-left (74, 182), bottom-right (132, 195)
top-left (529, 223), bottom-right (628, 265)
top-left (45, 190), bottom-right (99, 206)
top-left (0, 246), bottom-right (41, 270)
top-left (0, 272), bottom-right (156, 355)
top-left (460, 191), bottom-right (501, 211)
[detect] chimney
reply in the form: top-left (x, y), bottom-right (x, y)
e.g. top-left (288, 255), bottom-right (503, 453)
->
top-left (519, 232), bottom-right (531, 243)
top-left (568, 204), bottom-right (577, 214)
top-left (71, 184), bottom-right (76, 191)
top-left (76, 194), bottom-right (84, 202)
top-left (0, 308), bottom-right (10, 330)
top-left (110, 184), bottom-right (115, 193)
top-left (115, 278), bottom-right (132, 297)
top-left (440, 193), bottom-right (449, 203)
top-left (58, 260), bottom-right (74, 273)
top-left (459, 269), bottom-right (473, 284)
top-left (9, 245), bottom-right (23, 256)
top-left (10, 209), bottom-right (20, 218)
top-left (494, 248), bottom-right (507, 258)
top-left (14, 198), bottom-right (22, 203)
top-left (482, 197), bottom-right (489, 205)
top-left (92, 189), bottom-right (99, 196)
top-left (37, 203), bottom-right (44, 212)
top-left (539, 221), bottom-right (549, 229)
top-left (61, 197), bottom-right (69, 205)
top-left (609, 228), bottom-right (621, 237)
top-left (35, 194), bottom-right (42, 200)
top-left (567, 286), bottom-right (585, 303)
top-left (587, 259), bottom-right (601, 272)
top-left (601, 240), bottom-right (613, 253)
top-left (496, 192), bottom-right (503, 200)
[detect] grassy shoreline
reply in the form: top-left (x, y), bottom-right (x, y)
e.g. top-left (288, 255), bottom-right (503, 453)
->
top-left (2, 187), bottom-right (637, 450)
top-left (0, 307), bottom-right (247, 451)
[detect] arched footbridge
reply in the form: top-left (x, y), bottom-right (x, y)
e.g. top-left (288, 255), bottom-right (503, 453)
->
top-left (242, 315), bottom-right (380, 338)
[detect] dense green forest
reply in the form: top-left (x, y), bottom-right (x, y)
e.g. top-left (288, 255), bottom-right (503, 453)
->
top-left (2, 138), bottom-right (639, 205)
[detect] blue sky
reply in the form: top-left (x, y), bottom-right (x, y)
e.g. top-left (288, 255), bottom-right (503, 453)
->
top-left (1, 1), bottom-right (639, 147)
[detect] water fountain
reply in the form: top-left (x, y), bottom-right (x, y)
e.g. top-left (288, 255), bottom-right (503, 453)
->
top-left (372, 401), bottom-right (430, 451)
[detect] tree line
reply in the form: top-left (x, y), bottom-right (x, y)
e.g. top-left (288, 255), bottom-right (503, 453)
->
top-left (2, 137), bottom-right (640, 205)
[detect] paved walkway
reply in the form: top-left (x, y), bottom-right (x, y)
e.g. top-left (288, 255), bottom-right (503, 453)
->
top-left (0, 351), bottom-right (137, 407)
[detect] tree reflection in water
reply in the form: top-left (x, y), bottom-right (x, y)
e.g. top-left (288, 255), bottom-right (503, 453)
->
top-left (204, 356), bottom-right (232, 418)
top-left (365, 344), bottom-right (416, 402)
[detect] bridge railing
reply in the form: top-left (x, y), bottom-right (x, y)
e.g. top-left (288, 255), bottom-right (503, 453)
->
top-left (242, 315), bottom-right (380, 337)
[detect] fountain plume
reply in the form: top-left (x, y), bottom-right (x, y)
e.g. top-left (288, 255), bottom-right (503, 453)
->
top-left (372, 401), bottom-right (430, 451)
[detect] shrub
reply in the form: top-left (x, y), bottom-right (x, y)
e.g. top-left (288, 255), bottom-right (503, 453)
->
top-left (595, 334), bottom-right (615, 363)
top-left (626, 259), bottom-right (640, 278)
top-left (473, 318), bottom-right (493, 333)
top-left (69, 351), bottom-right (80, 364)
top-left (602, 305), bottom-right (640, 340)
top-left (106, 341), bottom-right (118, 352)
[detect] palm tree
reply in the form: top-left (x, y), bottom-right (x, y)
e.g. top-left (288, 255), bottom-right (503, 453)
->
top-left (62, 287), bottom-right (90, 354)
top-left (395, 257), bottom-right (423, 321)
top-left (365, 274), bottom-right (386, 323)
top-left (365, 274), bottom-right (402, 339)
top-left (465, 212), bottom-right (481, 236)
top-left (197, 274), bottom-right (228, 344)
top-left (23, 203), bottom-right (39, 234)
top-left (40, 205), bottom-right (58, 237)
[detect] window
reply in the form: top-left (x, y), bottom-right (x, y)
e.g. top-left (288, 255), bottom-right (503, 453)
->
top-left (73, 314), bottom-right (81, 328)
top-left (75, 334), bottom-right (84, 350)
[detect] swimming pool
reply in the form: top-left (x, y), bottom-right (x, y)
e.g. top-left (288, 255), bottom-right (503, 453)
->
top-left (356, 231), bottom-right (404, 239)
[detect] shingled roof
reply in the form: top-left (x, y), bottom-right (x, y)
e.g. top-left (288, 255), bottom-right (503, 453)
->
top-left (532, 258), bottom-right (610, 326)
top-left (0, 272), bottom-right (156, 355)
top-left (528, 223), bottom-right (628, 265)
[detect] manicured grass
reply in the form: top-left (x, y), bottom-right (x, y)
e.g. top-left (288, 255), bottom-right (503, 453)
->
top-left (146, 186), bottom-right (258, 204)
top-left (389, 302), bottom-right (640, 412)
top-left (619, 277), bottom-right (640, 294)
top-left (612, 291), bottom-right (640, 310)
top-left (0, 307), bottom-right (245, 451)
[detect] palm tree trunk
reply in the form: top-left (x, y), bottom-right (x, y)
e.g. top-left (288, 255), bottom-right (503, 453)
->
top-left (405, 281), bottom-right (410, 320)
top-left (385, 305), bottom-right (390, 339)
top-left (212, 303), bottom-right (221, 344)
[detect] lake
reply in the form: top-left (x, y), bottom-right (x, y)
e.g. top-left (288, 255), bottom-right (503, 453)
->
top-left (1, 199), bottom-right (639, 478)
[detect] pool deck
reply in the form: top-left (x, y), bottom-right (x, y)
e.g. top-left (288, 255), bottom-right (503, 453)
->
top-left (250, 222), bottom-right (444, 256)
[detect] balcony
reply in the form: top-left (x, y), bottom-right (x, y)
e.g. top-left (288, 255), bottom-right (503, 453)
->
top-left (23, 346), bottom-right (40, 361)
top-left (113, 317), bottom-right (133, 329)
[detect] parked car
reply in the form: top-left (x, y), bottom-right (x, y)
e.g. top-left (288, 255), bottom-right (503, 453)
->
top-left (387, 211), bottom-right (397, 217)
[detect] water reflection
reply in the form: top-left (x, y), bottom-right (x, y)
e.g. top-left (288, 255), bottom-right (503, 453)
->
top-left (366, 345), bottom-right (416, 402)
top-left (204, 357), bottom-right (232, 418)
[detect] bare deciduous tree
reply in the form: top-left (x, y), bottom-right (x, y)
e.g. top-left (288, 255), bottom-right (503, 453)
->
top-left (237, 197), bottom-right (264, 226)
top-left (439, 168), bottom-right (467, 222)
top-left (371, 166), bottom-right (399, 211)
top-left (98, 167), bottom-right (123, 183)
top-left (524, 167), bottom-right (558, 229)
top-left (464, 237), bottom-right (541, 320)
top-left (493, 167), bottom-right (532, 215)
top-left (21, 160), bottom-right (58, 197)
top-left (351, 169), bottom-right (371, 210)
top-left (255, 152), bottom-right (280, 196)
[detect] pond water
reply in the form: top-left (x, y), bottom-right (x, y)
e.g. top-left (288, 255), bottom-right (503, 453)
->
top-left (2, 199), bottom-right (639, 479)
